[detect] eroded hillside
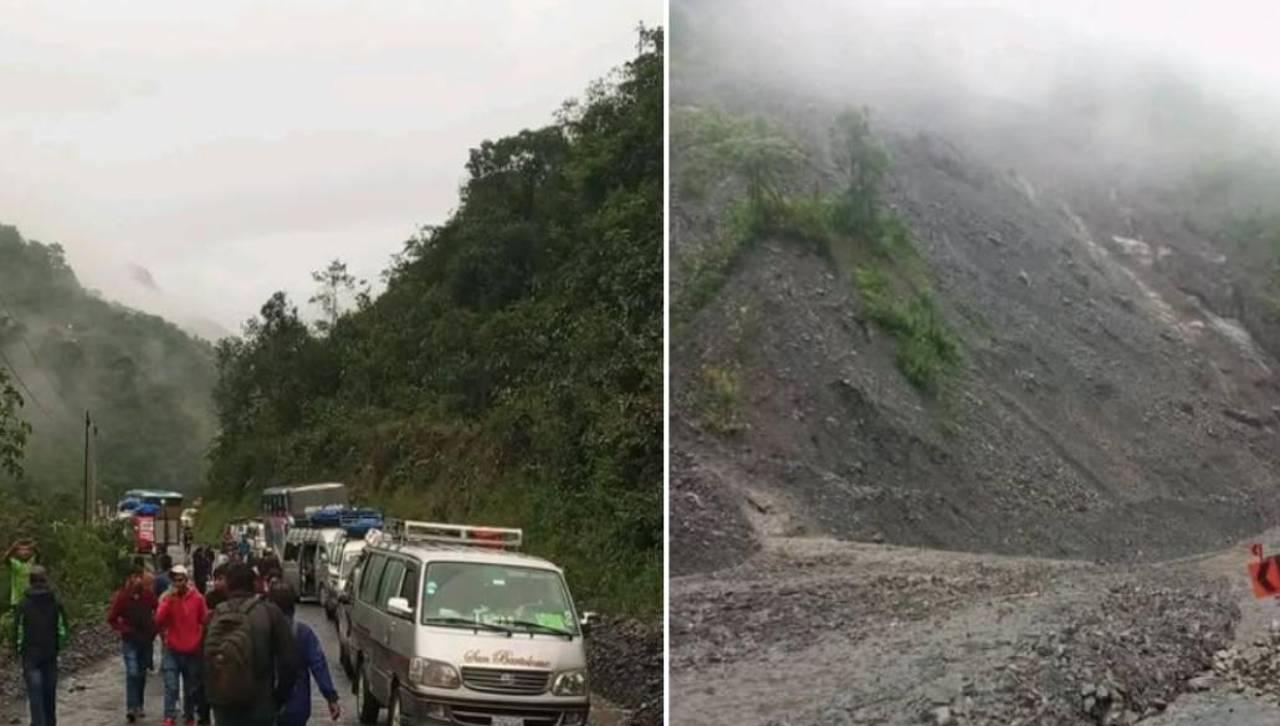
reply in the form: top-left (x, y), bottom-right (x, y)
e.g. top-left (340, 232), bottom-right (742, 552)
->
top-left (672, 85), bottom-right (1280, 577)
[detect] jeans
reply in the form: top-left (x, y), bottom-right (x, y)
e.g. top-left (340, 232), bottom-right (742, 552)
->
top-left (162, 650), bottom-right (203, 720)
top-left (122, 639), bottom-right (153, 712)
top-left (22, 657), bottom-right (57, 726)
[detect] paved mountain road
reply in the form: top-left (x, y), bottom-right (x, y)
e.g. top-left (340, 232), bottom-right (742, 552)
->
top-left (1, 603), bottom-right (628, 725)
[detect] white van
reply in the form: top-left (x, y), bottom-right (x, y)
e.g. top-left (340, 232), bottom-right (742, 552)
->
top-left (321, 537), bottom-right (366, 619)
top-left (349, 521), bottom-right (594, 726)
top-left (282, 526), bottom-right (345, 601)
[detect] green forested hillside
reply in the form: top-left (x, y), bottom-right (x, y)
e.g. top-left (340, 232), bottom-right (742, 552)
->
top-left (0, 227), bottom-right (218, 498)
top-left (206, 29), bottom-right (663, 613)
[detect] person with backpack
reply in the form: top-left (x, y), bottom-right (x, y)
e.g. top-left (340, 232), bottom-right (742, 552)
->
top-left (267, 583), bottom-right (341, 725)
top-left (13, 566), bottom-right (67, 726)
top-left (204, 563), bottom-right (298, 726)
top-left (154, 564), bottom-right (207, 726)
top-left (108, 567), bottom-right (159, 723)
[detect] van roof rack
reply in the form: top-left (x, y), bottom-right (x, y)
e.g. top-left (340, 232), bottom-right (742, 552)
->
top-left (339, 509), bottom-right (383, 537)
top-left (382, 519), bottom-right (522, 550)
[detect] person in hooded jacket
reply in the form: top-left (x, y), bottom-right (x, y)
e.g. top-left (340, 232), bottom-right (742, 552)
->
top-left (108, 568), bottom-right (159, 722)
top-left (154, 564), bottom-right (208, 726)
top-left (267, 583), bottom-right (340, 725)
top-left (13, 566), bottom-right (67, 726)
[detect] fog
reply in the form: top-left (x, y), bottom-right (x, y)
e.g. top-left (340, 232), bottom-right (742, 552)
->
top-left (1, 0), bottom-right (660, 339)
top-left (677, 0), bottom-right (1280, 193)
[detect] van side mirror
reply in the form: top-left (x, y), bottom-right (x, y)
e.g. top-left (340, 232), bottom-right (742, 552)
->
top-left (581, 611), bottom-right (598, 634)
top-left (387, 596), bottom-right (413, 618)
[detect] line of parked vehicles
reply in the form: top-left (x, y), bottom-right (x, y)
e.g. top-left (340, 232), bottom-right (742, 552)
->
top-left (226, 482), bottom-right (596, 726)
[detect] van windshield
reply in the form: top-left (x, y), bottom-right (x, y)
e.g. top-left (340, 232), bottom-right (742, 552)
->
top-left (422, 562), bottom-right (578, 635)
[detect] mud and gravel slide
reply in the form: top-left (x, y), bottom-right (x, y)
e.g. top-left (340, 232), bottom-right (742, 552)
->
top-left (670, 532), bottom-right (1280, 725)
top-left (1142, 535), bottom-right (1280, 725)
top-left (0, 603), bottom-right (642, 725)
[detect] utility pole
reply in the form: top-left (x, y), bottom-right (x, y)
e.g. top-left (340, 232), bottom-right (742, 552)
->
top-left (83, 410), bottom-right (92, 524)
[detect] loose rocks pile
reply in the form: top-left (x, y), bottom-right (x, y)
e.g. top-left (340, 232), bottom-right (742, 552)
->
top-left (980, 580), bottom-right (1237, 725)
top-left (586, 615), bottom-right (663, 726)
top-left (1198, 619), bottom-right (1280, 705)
top-left (765, 570), bottom-right (1239, 725)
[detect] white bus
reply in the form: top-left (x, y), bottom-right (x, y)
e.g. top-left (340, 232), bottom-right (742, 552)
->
top-left (261, 482), bottom-right (348, 553)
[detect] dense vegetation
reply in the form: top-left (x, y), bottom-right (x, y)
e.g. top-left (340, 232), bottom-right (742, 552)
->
top-left (0, 489), bottom-right (132, 631)
top-left (672, 104), bottom-right (962, 392)
top-left (0, 227), bottom-right (217, 498)
top-left (206, 29), bottom-right (663, 614)
top-left (0, 368), bottom-right (30, 478)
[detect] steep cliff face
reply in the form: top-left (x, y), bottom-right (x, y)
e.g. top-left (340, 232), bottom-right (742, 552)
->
top-left (671, 91), bottom-right (1280, 575)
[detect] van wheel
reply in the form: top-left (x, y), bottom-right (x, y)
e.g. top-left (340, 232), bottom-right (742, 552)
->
top-left (387, 685), bottom-right (403, 726)
top-left (357, 665), bottom-right (381, 724)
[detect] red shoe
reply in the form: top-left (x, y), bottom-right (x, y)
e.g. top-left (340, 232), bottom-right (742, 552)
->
top-left (185, 720), bottom-right (197, 726)
top-left (163, 719), bottom-right (176, 726)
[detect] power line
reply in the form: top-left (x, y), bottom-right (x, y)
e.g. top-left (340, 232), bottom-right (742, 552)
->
top-left (0, 345), bottom-right (52, 419)
top-left (0, 288), bottom-right (64, 403)
top-left (0, 290), bottom-right (44, 364)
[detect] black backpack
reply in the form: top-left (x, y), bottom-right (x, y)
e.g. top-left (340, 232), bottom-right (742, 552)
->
top-left (121, 597), bottom-right (155, 645)
top-left (203, 598), bottom-right (260, 707)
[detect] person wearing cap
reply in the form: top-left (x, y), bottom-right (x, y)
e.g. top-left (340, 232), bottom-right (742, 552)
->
top-left (13, 565), bottom-right (67, 726)
top-left (154, 564), bottom-right (208, 726)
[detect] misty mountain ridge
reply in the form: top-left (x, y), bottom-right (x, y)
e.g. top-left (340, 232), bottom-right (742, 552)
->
top-left (0, 223), bottom-right (217, 498)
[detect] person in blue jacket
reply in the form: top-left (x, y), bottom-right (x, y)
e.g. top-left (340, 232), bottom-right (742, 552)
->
top-left (267, 582), bottom-right (341, 725)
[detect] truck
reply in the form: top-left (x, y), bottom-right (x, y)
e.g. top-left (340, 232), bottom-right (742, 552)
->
top-left (119, 489), bottom-right (185, 555)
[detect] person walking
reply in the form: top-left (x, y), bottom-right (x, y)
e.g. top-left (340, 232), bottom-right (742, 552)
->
top-left (13, 566), bottom-right (67, 726)
top-left (154, 554), bottom-right (173, 599)
top-left (212, 546), bottom-right (229, 573)
top-left (5, 539), bottom-right (39, 609)
top-left (132, 556), bottom-right (155, 595)
top-left (203, 564), bottom-right (230, 612)
top-left (192, 547), bottom-right (211, 595)
top-left (267, 583), bottom-right (341, 725)
top-left (107, 568), bottom-right (159, 723)
top-left (204, 564), bottom-right (298, 726)
top-left (154, 565), bottom-right (207, 726)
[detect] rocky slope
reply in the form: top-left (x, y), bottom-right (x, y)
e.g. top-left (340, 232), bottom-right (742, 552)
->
top-left (672, 90), bottom-right (1280, 575)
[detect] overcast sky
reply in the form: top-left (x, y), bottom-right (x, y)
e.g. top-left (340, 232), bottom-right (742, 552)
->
top-left (1, 0), bottom-right (660, 338)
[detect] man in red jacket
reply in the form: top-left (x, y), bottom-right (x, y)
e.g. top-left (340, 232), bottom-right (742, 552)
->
top-left (107, 568), bottom-right (158, 723)
top-left (154, 565), bottom-right (208, 726)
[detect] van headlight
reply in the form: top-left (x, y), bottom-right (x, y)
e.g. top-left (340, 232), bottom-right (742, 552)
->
top-left (551, 669), bottom-right (587, 696)
top-left (409, 658), bottom-right (461, 689)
